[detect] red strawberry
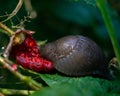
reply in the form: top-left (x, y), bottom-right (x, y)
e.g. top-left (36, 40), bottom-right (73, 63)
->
top-left (10, 30), bottom-right (54, 72)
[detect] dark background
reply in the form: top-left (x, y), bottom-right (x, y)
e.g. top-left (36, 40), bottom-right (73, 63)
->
top-left (0, 0), bottom-right (120, 63)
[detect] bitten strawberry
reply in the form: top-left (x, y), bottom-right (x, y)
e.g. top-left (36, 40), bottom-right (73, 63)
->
top-left (10, 30), bottom-right (54, 72)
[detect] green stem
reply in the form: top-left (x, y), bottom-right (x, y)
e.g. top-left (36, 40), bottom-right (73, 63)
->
top-left (0, 56), bottom-right (43, 90)
top-left (0, 23), bottom-right (14, 36)
top-left (1, 0), bottom-right (23, 23)
top-left (0, 88), bottom-right (34, 95)
top-left (96, 0), bottom-right (120, 65)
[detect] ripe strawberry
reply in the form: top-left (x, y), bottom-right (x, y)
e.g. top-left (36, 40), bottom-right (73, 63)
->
top-left (10, 30), bottom-right (54, 72)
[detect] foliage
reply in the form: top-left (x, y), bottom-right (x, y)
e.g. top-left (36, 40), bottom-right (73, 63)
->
top-left (31, 73), bottom-right (120, 96)
top-left (0, 0), bottom-right (120, 96)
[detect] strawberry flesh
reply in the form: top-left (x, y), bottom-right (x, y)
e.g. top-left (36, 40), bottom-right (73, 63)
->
top-left (11, 33), bottom-right (54, 72)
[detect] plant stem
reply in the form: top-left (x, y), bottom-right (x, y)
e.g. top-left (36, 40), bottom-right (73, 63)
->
top-left (1, 0), bottom-right (23, 23)
top-left (0, 56), bottom-right (43, 90)
top-left (0, 88), bottom-right (34, 95)
top-left (0, 23), bottom-right (14, 36)
top-left (96, 0), bottom-right (120, 65)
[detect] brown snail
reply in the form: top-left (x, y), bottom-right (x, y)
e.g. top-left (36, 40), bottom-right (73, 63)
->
top-left (39, 35), bottom-right (113, 80)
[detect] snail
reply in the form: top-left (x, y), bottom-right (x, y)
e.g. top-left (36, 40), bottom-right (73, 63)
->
top-left (39, 35), bottom-right (113, 80)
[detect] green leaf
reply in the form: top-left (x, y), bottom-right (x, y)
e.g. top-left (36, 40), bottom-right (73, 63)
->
top-left (31, 82), bottom-right (103, 96)
top-left (30, 73), bottom-right (120, 96)
top-left (31, 74), bottom-right (103, 96)
top-left (39, 74), bottom-right (105, 86)
top-left (40, 74), bottom-right (70, 86)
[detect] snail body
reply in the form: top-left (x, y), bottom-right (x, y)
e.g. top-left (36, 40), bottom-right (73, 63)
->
top-left (39, 35), bottom-right (113, 80)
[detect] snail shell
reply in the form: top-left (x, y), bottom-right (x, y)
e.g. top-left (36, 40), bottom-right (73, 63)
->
top-left (39, 35), bottom-right (113, 80)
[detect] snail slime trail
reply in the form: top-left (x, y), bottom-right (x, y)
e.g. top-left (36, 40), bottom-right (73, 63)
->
top-left (39, 35), bottom-right (113, 80)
